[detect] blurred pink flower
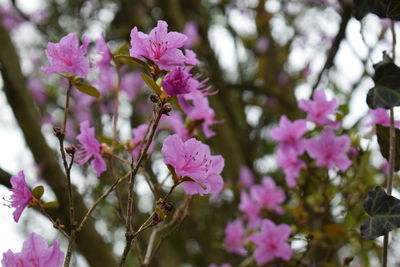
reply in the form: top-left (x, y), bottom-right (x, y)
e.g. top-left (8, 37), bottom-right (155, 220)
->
top-left (131, 124), bottom-right (155, 161)
top-left (270, 116), bottom-right (307, 155)
top-left (277, 148), bottom-right (305, 187)
top-left (27, 78), bottom-right (47, 104)
top-left (183, 21), bottom-right (199, 47)
top-left (299, 90), bottom-right (339, 127)
top-left (162, 111), bottom-right (190, 140)
top-left (250, 176), bottom-right (285, 214)
top-left (2, 232), bottom-right (64, 267)
top-left (369, 108), bottom-right (400, 128)
top-left (42, 33), bottom-right (90, 78)
top-left (249, 219), bottom-right (292, 265)
top-left (305, 130), bottom-right (351, 171)
top-left (121, 72), bottom-right (144, 100)
top-left (239, 166), bottom-right (254, 187)
top-left (224, 219), bottom-right (247, 256)
top-left (239, 190), bottom-right (261, 228)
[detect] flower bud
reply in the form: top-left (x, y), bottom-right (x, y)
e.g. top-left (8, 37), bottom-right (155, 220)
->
top-left (162, 103), bottom-right (172, 115)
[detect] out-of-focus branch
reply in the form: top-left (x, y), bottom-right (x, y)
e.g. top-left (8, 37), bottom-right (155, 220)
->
top-left (0, 167), bottom-right (11, 188)
top-left (0, 18), bottom-right (117, 267)
top-left (312, 1), bottom-right (352, 92)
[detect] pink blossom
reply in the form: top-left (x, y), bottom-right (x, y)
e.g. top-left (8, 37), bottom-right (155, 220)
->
top-left (184, 49), bottom-right (200, 66)
top-left (305, 130), bottom-right (351, 171)
top-left (0, 5), bottom-right (23, 30)
top-left (183, 21), bottom-right (199, 47)
top-left (2, 232), bottom-right (64, 267)
top-left (130, 20), bottom-right (188, 70)
top-left (94, 35), bottom-right (116, 93)
top-left (239, 190), bottom-right (261, 228)
top-left (162, 134), bottom-right (224, 195)
top-left (162, 67), bottom-right (193, 96)
top-left (131, 124), bottom-right (155, 161)
top-left (179, 93), bottom-right (221, 138)
top-left (7, 171), bottom-right (33, 222)
top-left (42, 33), bottom-right (90, 78)
top-left (369, 108), bottom-right (400, 128)
top-left (162, 111), bottom-right (190, 140)
top-left (75, 121), bottom-right (107, 176)
top-left (270, 116), bottom-right (307, 155)
top-left (121, 72), bottom-right (144, 100)
top-left (298, 90), bottom-right (339, 127)
top-left (249, 219), bottom-right (292, 264)
top-left (224, 219), bottom-right (247, 256)
top-left (277, 148), bottom-right (305, 187)
top-left (250, 177), bottom-right (285, 214)
top-left (27, 78), bottom-right (47, 104)
top-left (239, 166), bottom-right (254, 187)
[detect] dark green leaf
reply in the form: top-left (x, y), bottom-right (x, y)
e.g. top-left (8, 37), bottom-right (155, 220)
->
top-left (388, 0), bottom-right (400, 18)
top-left (376, 125), bottom-right (400, 171)
top-left (74, 82), bottom-right (100, 98)
top-left (361, 186), bottom-right (400, 239)
top-left (114, 55), bottom-right (151, 73)
top-left (32, 185), bottom-right (44, 200)
top-left (42, 201), bottom-right (59, 208)
top-left (366, 59), bottom-right (400, 109)
top-left (141, 73), bottom-right (162, 96)
top-left (353, 0), bottom-right (400, 21)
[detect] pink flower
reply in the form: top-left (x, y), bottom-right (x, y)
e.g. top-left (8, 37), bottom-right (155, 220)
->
top-left (298, 90), bottom-right (338, 127)
top-left (250, 177), bottom-right (285, 214)
top-left (162, 67), bottom-right (193, 96)
top-left (75, 121), bottom-right (107, 176)
top-left (42, 33), bottom-right (90, 78)
top-left (121, 72), bottom-right (144, 100)
top-left (131, 124), bottom-right (155, 161)
top-left (178, 93), bottom-right (221, 138)
top-left (369, 108), bottom-right (400, 128)
top-left (7, 171), bottom-right (33, 222)
top-left (224, 219), bottom-right (247, 256)
top-left (162, 134), bottom-right (224, 195)
top-left (277, 148), bottom-right (305, 187)
top-left (239, 190), bottom-right (261, 228)
top-left (183, 21), bottom-right (199, 47)
top-left (239, 166), bottom-right (254, 187)
top-left (162, 111), bottom-right (190, 140)
top-left (130, 20), bottom-right (188, 70)
top-left (249, 219), bottom-right (292, 264)
top-left (305, 130), bottom-right (351, 171)
top-left (94, 35), bottom-right (116, 93)
top-left (27, 78), bottom-right (47, 104)
top-left (270, 116), bottom-right (307, 155)
top-left (2, 232), bottom-right (64, 267)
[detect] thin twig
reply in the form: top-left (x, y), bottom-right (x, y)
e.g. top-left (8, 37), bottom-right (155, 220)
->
top-left (37, 204), bottom-right (70, 239)
top-left (119, 100), bottom-right (166, 266)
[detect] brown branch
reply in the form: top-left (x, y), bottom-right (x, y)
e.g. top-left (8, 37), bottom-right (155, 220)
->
top-left (0, 17), bottom-right (117, 267)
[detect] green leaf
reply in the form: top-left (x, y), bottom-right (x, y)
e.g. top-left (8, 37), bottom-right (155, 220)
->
top-left (141, 73), bottom-right (162, 96)
top-left (32, 185), bottom-right (44, 200)
top-left (114, 55), bottom-right (151, 73)
top-left (112, 42), bottom-right (129, 57)
top-left (353, 0), bottom-right (400, 21)
top-left (376, 125), bottom-right (400, 171)
top-left (42, 201), bottom-right (59, 208)
top-left (361, 186), bottom-right (400, 239)
top-left (74, 82), bottom-right (100, 98)
top-left (366, 58), bottom-right (400, 109)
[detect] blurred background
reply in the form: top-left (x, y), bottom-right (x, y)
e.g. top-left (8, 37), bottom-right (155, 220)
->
top-left (0, 0), bottom-right (399, 266)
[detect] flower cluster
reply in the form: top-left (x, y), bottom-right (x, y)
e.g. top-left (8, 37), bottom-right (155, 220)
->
top-left (271, 89), bottom-right (352, 187)
top-left (223, 168), bottom-right (291, 265)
